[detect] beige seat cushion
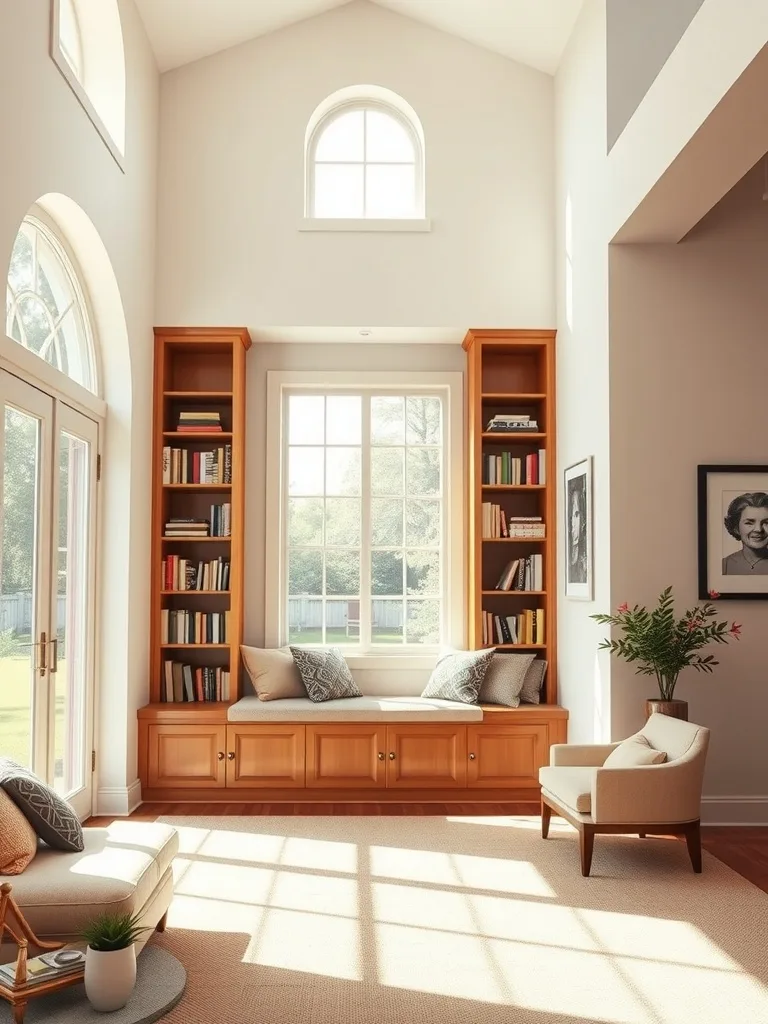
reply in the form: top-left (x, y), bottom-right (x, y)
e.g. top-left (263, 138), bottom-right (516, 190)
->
top-left (539, 766), bottom-right (596, 813)
top-left (0, 788), bottom-right (38, 875)
top-left (228, 694), bottom-right (484, 722)
top-left (2, 821), bottom-right (178, 939)
top-left (603, 734), bottom-right (666, 768)
top-left (241, 645), bottom-right (306, 701)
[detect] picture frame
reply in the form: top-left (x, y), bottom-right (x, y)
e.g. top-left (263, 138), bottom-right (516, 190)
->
top-left (697, 465), bottom-right (768, 600)
top-left (564, 457), bottom-right (592, 600)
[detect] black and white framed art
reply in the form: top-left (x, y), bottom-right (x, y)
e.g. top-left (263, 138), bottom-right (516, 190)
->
top-left (698, 465), bottom-right (768, 600)
top-left (564, 457), bottom-right (592, 600)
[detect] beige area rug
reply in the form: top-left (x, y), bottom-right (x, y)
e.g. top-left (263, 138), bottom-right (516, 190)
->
top-left (151, 815), bottom-right (768, 1024)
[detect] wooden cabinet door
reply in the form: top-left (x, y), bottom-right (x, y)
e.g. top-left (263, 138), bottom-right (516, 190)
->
top-left (306, 725), bottom-right (386, 788)
top-left (227, 725), bottom-right (305, 788)
top-left (386, 726), bottom-right (467, 788)
top-left (146, 724), bottom-right (226, 789)
top-left (467, 724), bottom-right (549, 787)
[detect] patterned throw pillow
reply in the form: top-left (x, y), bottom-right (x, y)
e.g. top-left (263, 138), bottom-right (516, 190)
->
top-left (289, 647), bottom-right (363, 703)
top-left (478, 653), bottom-right (536, 707)
top-left (519, 659), bottom-right (548, 705)
top-left (0, 759), bottom-right (84, 852)
top-left (421, 648), bottom-right (495, 704)
top-left (0, 788), bottom-right (38, 875)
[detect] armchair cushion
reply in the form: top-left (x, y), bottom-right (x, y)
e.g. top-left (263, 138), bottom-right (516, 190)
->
top-left (603, 734), bottom-right (666, 768)
top-left (539, 766), bottom-right (595, 813)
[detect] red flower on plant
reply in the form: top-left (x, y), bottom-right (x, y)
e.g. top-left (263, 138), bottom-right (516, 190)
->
top-left (730, 623), bottom-right (742, 638)
top-left (617, 602), bottom-right (629, 613)
top-left (708, 590), bottom-right (720, 599)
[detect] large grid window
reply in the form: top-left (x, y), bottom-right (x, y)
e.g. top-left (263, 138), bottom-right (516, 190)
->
top-left (284, 392), bottom-right (444, 649)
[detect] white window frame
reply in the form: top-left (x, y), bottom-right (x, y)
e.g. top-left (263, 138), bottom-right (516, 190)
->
top-left (266, 371), bottom-right (464, 668)
top-left (302, 92), bottom-right (430, 233)
top-left (49, 0), bottom-right (126, 170)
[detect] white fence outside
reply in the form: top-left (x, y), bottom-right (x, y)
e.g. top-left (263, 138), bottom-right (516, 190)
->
top-left (288, 598), bottom-right (404, 629)
top-left (0, 594), bottom-right (67, 634)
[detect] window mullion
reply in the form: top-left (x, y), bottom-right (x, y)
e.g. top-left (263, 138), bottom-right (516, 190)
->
top-left (360, 395), bottom-right (372, 650)
top-left (281, 389), bottom-right (290, 645)
top-left (362, 110), bottom-right (368, 218)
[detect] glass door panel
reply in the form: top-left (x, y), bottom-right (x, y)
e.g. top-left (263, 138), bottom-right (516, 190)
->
top-left (51, 406), bottom-right (97, 816)
top-left (0, 374), bottom-right (52, 774)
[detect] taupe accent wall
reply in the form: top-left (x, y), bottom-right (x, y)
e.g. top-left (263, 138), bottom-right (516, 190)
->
top-left (607, 0), bottom-right (705, 151)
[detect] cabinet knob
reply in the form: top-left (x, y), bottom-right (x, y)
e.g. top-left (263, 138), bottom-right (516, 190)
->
top-left (389, 752), bottom-right (396, 760)
top-left (469, 753), bottom-right (476, 760)
top-left (378, 752), bottom-right (385, 761)
top-left (217, 751), bottom-right (225, 761)
top-left (227, 752), bottom-right (235, 761)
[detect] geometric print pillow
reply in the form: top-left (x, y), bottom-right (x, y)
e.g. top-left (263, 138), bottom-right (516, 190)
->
top-left (289, 647), bottom-right (363, 703)
top-left (421, 648), bottom-right (495, 705)
top-left (0, 758), bottom-right (84, 852)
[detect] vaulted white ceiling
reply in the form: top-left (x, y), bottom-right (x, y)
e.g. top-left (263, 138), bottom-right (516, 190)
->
top-left (134, 0), bottom-right (583, 75)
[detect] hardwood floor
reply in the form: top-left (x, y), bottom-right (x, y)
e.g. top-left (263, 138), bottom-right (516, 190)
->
top-left (86, 805), bottom-right (768, 895)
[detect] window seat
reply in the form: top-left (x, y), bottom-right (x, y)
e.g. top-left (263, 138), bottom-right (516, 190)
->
top-left (227, 695), bottom-right (484, 722)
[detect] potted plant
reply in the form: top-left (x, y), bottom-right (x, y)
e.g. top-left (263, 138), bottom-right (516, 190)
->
top-left (82, 911), bottom-right (149, 1011)
top-left (590, 586), bottom-right (741, 720)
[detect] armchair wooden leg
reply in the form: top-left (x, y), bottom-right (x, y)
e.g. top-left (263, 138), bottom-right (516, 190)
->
top-left (541, 798), bottom-right (552, 839)
top-left (638, 832), bottom-right (646, 838)
top-left (579, 825), bottom-right (595, 877)
top-left (684, 821), bottom-right (702, 873)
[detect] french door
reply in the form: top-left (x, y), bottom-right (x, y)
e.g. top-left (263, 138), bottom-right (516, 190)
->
top-left (0, 370), bottom-right (98, 818)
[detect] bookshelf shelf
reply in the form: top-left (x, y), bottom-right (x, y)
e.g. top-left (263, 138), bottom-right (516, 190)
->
top-left (163, 484), bottom-right (232, 491)
top-left (147, 327), bottom-right (251, 711)
top-left (464, 328), bottom-right (557, 703)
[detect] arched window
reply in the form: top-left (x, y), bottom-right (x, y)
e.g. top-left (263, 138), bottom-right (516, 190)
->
top-left (5, 215), bottom-right (97, 393)
top-left (306, 88), bottom-right (425, 220)
top-left (52, 0), bottom-right (126, 161)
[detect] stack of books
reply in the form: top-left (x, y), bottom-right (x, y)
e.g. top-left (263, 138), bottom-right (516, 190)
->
top-left (161, 609), bottom-right (230, 645)
top-left (163, 660), bottom-right (230, 702)
top-left (485, 414), bottom-right (539, 433)
top-left (164, 517), bottom-right (210, 538)
top-left (482, 507), bottom-right (545, 539)
top-left (162, 445), bottom-right (232, 484)
top-left (210, 502), bottom-right (231, 537)
top-left (0, 947), bottom-right (85, 988)
top-left (483, 608), bottom-right (545, 646)
top-left (176, 411), bottom-right (223, 433)
top-left (494, 553), bottom-right (543, 591)
top-left (483, 450), bottom-right (546, 485)
top-left (162, 556), bottom-right (230, 591)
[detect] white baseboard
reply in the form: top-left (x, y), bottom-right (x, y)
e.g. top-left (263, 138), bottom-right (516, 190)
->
top-left (701, 795), bottom-right (768, 825)
top-left (96, 779), bottom-right (142, 817)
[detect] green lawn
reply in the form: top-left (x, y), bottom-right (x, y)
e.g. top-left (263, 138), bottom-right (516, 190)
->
top-left (1, 655), bottom-right (66, 767)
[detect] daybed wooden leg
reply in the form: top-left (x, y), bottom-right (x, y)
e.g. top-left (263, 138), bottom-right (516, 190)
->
top-left (684, 821), bottom-right (702, 873)
top-left (541, 798), bottom-right (552, 839)
top-left (155, 911), bottom-right (168, 933)
top-left (638, 832), bottom-right (646, 838)
top-left (579, 825), bottom-right (595, 877)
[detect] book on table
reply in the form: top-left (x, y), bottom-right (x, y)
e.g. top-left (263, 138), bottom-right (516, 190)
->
top-left (0, 946), bottom-right (85, 988)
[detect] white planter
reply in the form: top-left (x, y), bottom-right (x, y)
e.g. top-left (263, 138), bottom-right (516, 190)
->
top-left (85, 944), bottom-right (137, 1012)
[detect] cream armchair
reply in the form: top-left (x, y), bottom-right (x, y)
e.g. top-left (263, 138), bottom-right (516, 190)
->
top-left (539, 713), bottom-right (710, 876)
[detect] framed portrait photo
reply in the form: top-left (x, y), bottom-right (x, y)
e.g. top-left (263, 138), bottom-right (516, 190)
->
top-left (697, 465), bottom-right (768, 600)
top-left (564, 457), bottom-right (593, 600)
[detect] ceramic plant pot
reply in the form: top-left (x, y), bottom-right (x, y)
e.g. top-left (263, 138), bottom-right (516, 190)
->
top-left (645, 699), bottom-right (688, 721)
top-left (85, 943), bottom-right (137, 1012)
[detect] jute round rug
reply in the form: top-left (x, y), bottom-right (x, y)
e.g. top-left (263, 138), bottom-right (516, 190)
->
top-left (151, 815), bottom-right (768, 1024)
top-left (24, 946), bottom-right (185, 1022)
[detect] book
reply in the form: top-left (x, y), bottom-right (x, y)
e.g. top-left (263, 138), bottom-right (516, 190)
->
top-left (0, 947), bottom-right (85, 988)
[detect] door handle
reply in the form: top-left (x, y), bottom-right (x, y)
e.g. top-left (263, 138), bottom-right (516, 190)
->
top-left (469, 753), bottom-right (476, 760)
top-left (388, 752), bottom-right (396, 760)
top-left (378, 752), bottom-right (385, 761)
top-left (49, 638), bottom-right (58, 675)
top-left (217, 751), bottom-right (225, 761)
top-left (19, 632), bottom-right (47, 676)
top-left (227, 752), bottom-right (235, 761)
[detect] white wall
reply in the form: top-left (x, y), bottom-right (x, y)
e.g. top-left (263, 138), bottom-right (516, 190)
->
top-left (0, 0), bottom-right (159, 813)
top-left (554, 0), bottom-right (612, 742)
top-left (609, 164), bottom-right (768, 823)
top-left (154, 0), bottom-right (555, 334)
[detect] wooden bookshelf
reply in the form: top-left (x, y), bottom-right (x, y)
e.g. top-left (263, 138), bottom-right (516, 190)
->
top-left (463, 329), bottom-right (558, 705)
top-left (146, 327), bottom-right (251, 708)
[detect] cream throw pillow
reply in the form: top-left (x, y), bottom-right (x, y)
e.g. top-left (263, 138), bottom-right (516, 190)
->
top-left (478, 653), bottom-right (536, 707)
top-left (0, 787), bottom-right (37, 875)
top-left (241, 646), bottom-right (306, 701)
top-left (603, 734), bottom-right (667, 768)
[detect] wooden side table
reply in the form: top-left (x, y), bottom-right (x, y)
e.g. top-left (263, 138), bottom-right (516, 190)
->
top-left (0, 883), bottom-right (84, 1024)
